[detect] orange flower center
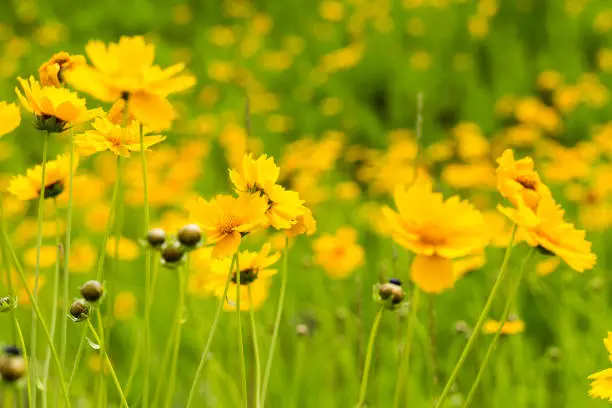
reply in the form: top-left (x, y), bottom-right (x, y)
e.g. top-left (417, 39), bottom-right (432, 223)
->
top-left (219, 214), bottom-right (240, 234)
top-left (106, 134), bottom-right (123, 147)
top-left (419, 226), bottom-right (446, 246)
top-left (515, 175), bottom-right (537, 191)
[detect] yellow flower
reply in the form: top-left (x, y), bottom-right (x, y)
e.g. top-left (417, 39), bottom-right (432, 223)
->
top-left (499, 193), bottom-right (596, 272)
top-left (15, 76), bottom-right (99, 132)
top-left (69, 240), bottom-right (98, 274)
top-left (113, 291), bottom-right (137, 321)
top-left (589, 333), bottom-right (612, 402)
top-left (64, 36), bottom-right (196, 130)
top-left (38, 52), bottom-right (86, 87)
top-left (75, 117), bottom-right (165, 157)
top-left (23, 245), bottom-right (57, 269)
top-left (382, 173), bottom-right (488, 294)
top-left (105, 236), bottom-right (140, 260)
top-left (185, 194), bottom-right (268, 258)
top-left (0, 101), bottom-right (20, 137)
top-left (208, 243), bottom-right (281, 311)
top-left (18, 275), bottom-right (46, 307)
top-left (8, 153), bottom-right (79, 201)
top-left (313, 227), bottom-right (364, 279)
top-left (230, 154), bottom-right (307, 229)
top-left (483, 318), bottom-right (525, 335)
top-left (285, 207), bottom-right (317, 238)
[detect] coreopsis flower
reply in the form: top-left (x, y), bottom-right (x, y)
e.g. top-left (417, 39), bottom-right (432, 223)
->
top-left (15, 76), bottom-right (100, 133)
top-left (75, 116), bottom-right (165, 157)
top-left (185, 194), bottom-right (268, 258)
top-left (589, 332), bottom-right (612, 402)
top-left (0, 102), bottom-right (20, 137)
top-left (8, 153), bottom-right (79, 200)
top-left (38, 52), bottom-right (86, 87)
top-left (64, 36), bottom-right (196, 130)
top-left (285, 207), bottom-right (317, 237)
top-left (483, 317), bottom-right (525, 335)
top-left (208, 243), bottom-right (281, 311)
top-left (382, 173), bottom-right (489, 294)
top-left (499, 193), bottom-right (596, 272)
top-left (313, 227), bottom-right (364, 279)
top-left (229, 154), bottom-right (307, 229)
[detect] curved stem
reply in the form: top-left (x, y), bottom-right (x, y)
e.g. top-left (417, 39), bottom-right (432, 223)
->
top-left (41, 200), bottom-right (62, 407)
top-left (461, 247), bottom-right (534, 408)
top-left (4, 227), bottom-right (72, 408)
top-left (248, 285), bottom-right (262, 408)
top-left (392, 287), bottom-right (421, 408)
top-left (96, 308), bottom-right (107, 408)
top-left (236, 255), bottom-right (248, 408)
top-left (356, 306), bottom-right (385, 407)
top-left (30, 132), bottom-right (49, 408)
top-left (87, 319), bottom-right (129, 408)
top-left (186, 254), bottom-right (237, 408)
top-left (260, 236), bottom-right (289, 408)
top-left (434, 225), bottom-right (518, 408)
top-left (163, 265), bottom-right (187, 408)
top-left (68, 324), bottom-right (88, 391)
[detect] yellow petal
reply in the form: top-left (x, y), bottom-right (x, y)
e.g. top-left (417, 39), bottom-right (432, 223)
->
top-left (410, 254), bottom-right (454, 294)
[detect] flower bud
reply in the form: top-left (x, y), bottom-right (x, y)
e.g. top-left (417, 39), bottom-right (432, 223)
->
top-left (2, 346), bottom-right (21, 357)
top-left (0, 355), bottom-right (26, 382)
top-left (177, 224), bottom-right (202, 249)
top-left (373, 278), bottom-right (405, 310)
top-left (161, 240), bottom-right (185, 267)
top-left (454, 320), bottom-right (472, 337)
top-left (80, 280), bottom-right (104, 302)
top-left (69, 299), bottom-right (90, 322)
top-left (296, 323), bottom-right (310, 337)
top-left (0, 296), bottom-right (17, 313)
top-left (146, 228), bottom-right (166, 248)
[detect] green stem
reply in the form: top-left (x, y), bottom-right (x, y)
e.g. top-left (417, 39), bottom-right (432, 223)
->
top-left (41, 200), bottom-right (62, 407)
top-left (68, 324), bottom-right (88, 391)
top-left (139, 122), bottom-right (152, 408)
top-left (96, 155), bottom-right (122, 281)
top-left (260, 236), bottom-right (289, 408)
top-left (87, 319), bottom-right (129, 408)
top-left (356, 306), bottom-right (385, 407)
top-left (288, 338), bottom-right (306, 408)
top-left (14, 316), bottom-right (32, 406)
top-left (392, 287), bottom-right (421, 408)
top-left (59, 130), bottom-right (76, 378)
top-left (434, 225), bottom-right (518, 408)
top-left (0, 194), bottom-right (16, 343)
top-left (248, 285), bottom-right (262, 408)
top-left (5, 386), bottom-right (13, 408)
top-left (163, 265), bottom-right (188, 408)
top-left (461, 247), bottom-right (534, 408)
top-left (96, 308), bottom-right (107, 408)
top-left (186, 254), bottom-right (237, 408)
top-left (236, 254), bottom-right (248, 408)
top-left (3, 226), bottom-right (72, 408)
top-left (30, 132), bottom-right (49, 408)
top-left (151, 314), bottom-right (178, 408)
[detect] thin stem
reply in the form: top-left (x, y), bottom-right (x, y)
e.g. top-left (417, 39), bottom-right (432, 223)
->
top-left (288, 338), bottom-right (306, 408)
top-left (392, 287), bottom-right (421, 408)
top-left (428, 294), bottom-right (440, 393)
top-left (248, 285), bottom-right (262, 408)
top-left (14, 317), bottom-right (32, 406)
top-left (87, 319), bottom-right (129, 408)
top-left (139, 122), bottom-right (152, 408)
top-left (96, 155), bottom-right (122, 282)
top-left (236, 255), bottom-right (248, 408)
top-left (41, 200), bottom-right (62, 407)
top-left (461, 247), bottom-right (535, 408)
top-left (122, 332), bottom-right (141, 403)
top-left (30, 132), bottom-right (50, 408)
top-left (186, 254), bottom-right (237, 408)
top-left (261, 236), bottom-right (289, 408)
top-left (151, 315), bottom-right (178, 408)
top-left (434, 225), bottom-right (518, 408)
top-left (163, 266), bottom-right (187, 408)
top-left (356, 306), bottom-right (385, 407)
top-left (60, 129), bottom-right (76, 378)
top-left (3, 227), bottom-right (72, 408)
top-left (68, 324), bottom-right (88, 391)
top-left (0, 194), bottom-right (16, 343)
top-left (96, 308), bottom-right (107, 408)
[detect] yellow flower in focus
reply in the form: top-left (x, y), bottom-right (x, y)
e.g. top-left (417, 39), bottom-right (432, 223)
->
top-left (185, 194), bottom-right (268, 258)
top-left (38, 52), bottom-right (86, 87)
top-left (382, 173), bottom-right (488, 294)
top-left (313, 227), bottom-right (364, 279)
top-left (483, 318), bottom-right (525, 335)
top-left (64, 36), bottom-right (196, 130)
top-left (114, 291), bottom-right (137, 321)
top-left (8, 153), bottom-right (79, 201)
top-left (0, 101), bottom-right (20, 137)
top-left (75, 117), bottom-right (165, 157)
top-left (105, 236), bottom-right (140, 260)
top-left (589, 333), bottom-right (612, 402)
top-left (23, 245), bottom-right (57, 269)
top-left (285, 207), bottom-right (317, 238)
top-left (15, 76), bottom-right (99, 132)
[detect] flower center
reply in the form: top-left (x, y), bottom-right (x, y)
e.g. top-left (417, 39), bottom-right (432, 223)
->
top-left (219, 214), bottom-right (240, 234)
top-left (419, 226), bottom-right (446, 246)
top-left (39, 180), bottom-right (65, 199)
top-left (231, 268), bottom-right (258, 285)
top-left (515, 175), bottom-right (537, 190)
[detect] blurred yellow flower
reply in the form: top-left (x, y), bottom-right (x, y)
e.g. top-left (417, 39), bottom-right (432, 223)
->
top-left (383, 173), bottom-right (488, 293)
top-left (18, 275), bottom-right (46, 306)
top-left (114, 291), bottom-right (137, 321)
top-left (70, 240), bottom-right (98, 274)
top-left (453, 122), bottom-right (489, 161)
top-left (483, 318), bottom-right (525, 335)
top-left (313, 227), bottom-right (364, 279)
top-left (0, 101), bottom-right (20, 137)
top-left (536, 257), bottom-right (561, 276)
top-left (105, 236), bottom-right (140, 260)
top-left (38, 52), bottom-right (85, 87)
top-left (23, 245), bottom-right (57, 269)
top-left (8, 153), bottom-right (79, 201)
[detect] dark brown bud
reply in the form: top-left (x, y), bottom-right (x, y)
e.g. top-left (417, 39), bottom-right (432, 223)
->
top-left (147, 228), bottom-right (166, 248)
top-left (0, 355), bottom-right (26, 382)
top-left (177, 224), bottom-right (202, 248)
top-left (80, 280), bottom-right (104, 302)
top-left (161, 241), bottom-right (185, 264)
top-left (69, 299), bottom-right (89, 322)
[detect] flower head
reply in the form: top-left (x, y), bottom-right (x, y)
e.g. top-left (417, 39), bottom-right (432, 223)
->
top-left (286, 206), bottom-right (317, 237)
top-left (0, 102), bottom-right (21, 137)
top-left (64, 36), bottom-right (196, 130)
top-left (382, 173), bottom-right (488, 293)
top-left (185, 194), bottom-right (268, 258)
top-left (483, 317), bottom-right (525, 335)
top-left (589, 332), bottom-right (612, 402)
top-left (313, 227), bottom-right (364, 279)
top-left (38, 52), bottom-right (86, 87)
top-left (16, 76), bottom-right (99, 132)
top-left (8, 153), bottom-right (79, 200)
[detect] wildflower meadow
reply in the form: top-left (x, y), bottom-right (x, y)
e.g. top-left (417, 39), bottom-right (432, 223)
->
top-left (1, 0), bottom-right (612, 407)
